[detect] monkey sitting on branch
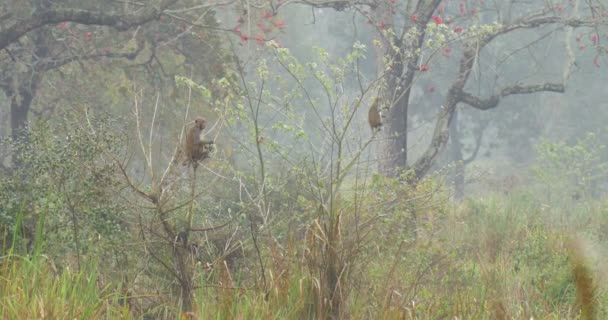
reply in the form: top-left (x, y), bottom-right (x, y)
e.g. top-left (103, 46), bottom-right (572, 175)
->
top-left (182, 116), bottom-right (214, 169)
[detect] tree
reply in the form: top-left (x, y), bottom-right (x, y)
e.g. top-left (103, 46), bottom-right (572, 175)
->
top-left (0, 0), bottom-right (231, 167)
top-left (274, 0), bottom-right (607, 181)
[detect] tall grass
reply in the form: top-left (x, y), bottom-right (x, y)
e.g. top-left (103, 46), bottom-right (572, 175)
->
top-left (1, 188), bottom-right (606, 319)
top-left (0, 209), bottom-right (130, 319)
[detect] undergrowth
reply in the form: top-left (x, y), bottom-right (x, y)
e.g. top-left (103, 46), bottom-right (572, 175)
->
top-left (1, 189), bottom-right (606, 319)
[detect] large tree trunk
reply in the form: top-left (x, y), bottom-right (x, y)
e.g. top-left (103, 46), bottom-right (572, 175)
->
top-left (9, 81), bottom-right (38, 141)
top-left (376, 0), bottom-right (442, 178)
top-left (378, 63), bottom-right (410, 177)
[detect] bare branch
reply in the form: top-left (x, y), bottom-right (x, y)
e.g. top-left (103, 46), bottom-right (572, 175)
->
top-left (0, 0), bottom-right (178, 51)
top-left (462, 83), bottom-right (565, 110)
top-left (482, 12), bottom-right (603, 46)
top-left (36, 34), bottom-right (146, 71)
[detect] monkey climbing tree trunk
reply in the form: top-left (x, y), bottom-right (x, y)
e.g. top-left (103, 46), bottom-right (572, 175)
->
top-left (375, 0), bottom-right (442, 179)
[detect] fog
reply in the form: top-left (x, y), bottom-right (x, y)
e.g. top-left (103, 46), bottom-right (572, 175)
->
top-left (1, 0), bottom-right (608, 318)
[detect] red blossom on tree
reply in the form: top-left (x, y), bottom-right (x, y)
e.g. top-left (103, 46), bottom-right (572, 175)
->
top-left (433, 15), bottom-right (443, 24)
top-left (411, 14), bottom-right (418, 23)
top-left (256, 20), bottom-right (271, 33)
top-left (591, 34), bottom-right (598, 45)
top-left (442, 46), bottom-right (452, 57)
top-left (419, 63), bottom-right (429, 72)
top-left (593, 56), bottom-right (600, 68)
top-left (459, 2), bottom-right (466, 16)
top-left (379, 21), bottom-right (386, 29)
top-left (428, 84), bottom-right (435, 92)
top-left (273, 19), bottom-right (287, 29)
top-left (85, 32), bottom-right (92, 41)
top-left (453, 27), bottom-right (464, 33)
top-left (233, 26), bottom-right (242, 34)
top-left (263, 11), bottom-right (273, 19)
top-left (255, 34), bottom-right (265, 44)
top-left (60, 21), bottom-right (68, 30)
top-left (240, 34), bottom-right (249, 42)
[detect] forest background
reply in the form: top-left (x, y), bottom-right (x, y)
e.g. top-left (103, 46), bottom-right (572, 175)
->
top-left (1, 0), bottom-right (608, 319)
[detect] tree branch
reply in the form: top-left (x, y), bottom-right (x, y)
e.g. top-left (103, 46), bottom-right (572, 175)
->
top-left (462, 82), bottom-right (565, 110)
top-left (0, 0), bottom-right (178, 51)
top-left (482, 12), bottom-right (602, 46)
top-left (463, 121), bottom-right (489, 165)
top-left (36, 33), bottom-right (146, 71)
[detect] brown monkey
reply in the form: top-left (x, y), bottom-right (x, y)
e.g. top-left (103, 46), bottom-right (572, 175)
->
top-left (182, 117), bottom-right (208, 167)
top-left (368, 97), bottom-right (382, 132)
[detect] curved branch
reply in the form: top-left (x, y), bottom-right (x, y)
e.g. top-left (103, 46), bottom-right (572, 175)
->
top-left (463, 121), bottom-right (488, 165)
top-left (0, 0), bottom-right (178, 51)
top-left (37, 33), bottom-right (146, 71)
top-left (462, 82), bottom-right (565, 110)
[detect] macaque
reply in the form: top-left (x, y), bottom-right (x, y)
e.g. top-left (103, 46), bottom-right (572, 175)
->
top-left (182, 116), bottom-right (209, 168)
top-left (368, 97), bottom-right (382, 132)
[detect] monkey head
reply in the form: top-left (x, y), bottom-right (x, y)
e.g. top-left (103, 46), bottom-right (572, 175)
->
top-left (195, 117), bottom-right (207, 130)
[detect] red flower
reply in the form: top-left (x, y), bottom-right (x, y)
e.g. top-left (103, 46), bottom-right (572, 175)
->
top-left (263, 11), bottom-right (272, 19)
top-left (428, 84), bottom-right (435, 93)
top-left (442, 46), bottom-right (452, 57)
top-left (433, 15), bottom-right (443, 25)
top-left (237, 16), bottom-right (244, 23)
top-left (233, 26), bottom-right (242, 34)
top-left (453, 27), bottom-right (464, 33)
top-left (254, 34), bottom-right (265, 44)
top-left (576, 34), bottom-right (582, 42)
top-left (390, 0), bottom-right (396, 4)
top-left (593, 56), bottom-right (600, 68)
top-left (459, 2), bottom-right (466, 16)
top-left (419, 64), bottom-right (429, 72)
top-left (379, 21), bottom-right (386, 29)
top-left (85, 32), bottom-right (92, 41)
top-left (273, 19), bottom-right (287, 29)
top-left (591, 34), bottom-right (598, 45)
top-left (240, 34), bottom-right (249, 42)
top-left (256, 21), bottom-right (270, 33)
top-left (60, 21), bottom-right (68, 30)
top-left (411, 14), bottom-right (418, 23)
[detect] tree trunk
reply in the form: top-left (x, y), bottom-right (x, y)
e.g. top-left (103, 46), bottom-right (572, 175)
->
top-left (378, 69), bottom-right (409, 177)
top-left (9, 84), bottom-right (36, 141)
top-left (449, 108), bottom-right (465, 200)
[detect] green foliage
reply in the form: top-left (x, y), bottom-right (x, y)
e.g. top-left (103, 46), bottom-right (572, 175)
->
top-left (533, 132), bottom-right (608, 200)
top-left (0, 113), bottom-right (126, 258)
